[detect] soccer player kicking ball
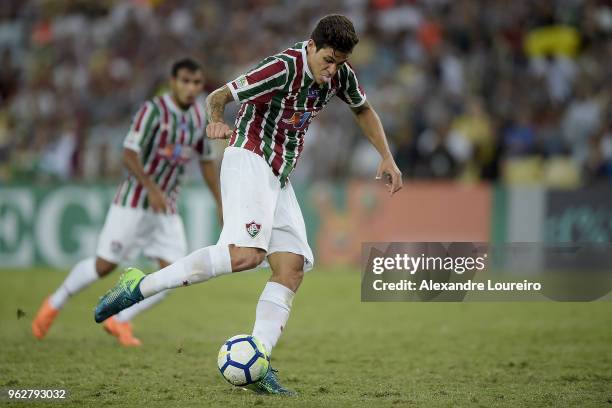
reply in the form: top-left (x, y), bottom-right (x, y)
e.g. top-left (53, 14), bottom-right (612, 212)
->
top-left (32, 58), bottom-right (222, 346)
top-left (94, 15), bottom-right (402, 393)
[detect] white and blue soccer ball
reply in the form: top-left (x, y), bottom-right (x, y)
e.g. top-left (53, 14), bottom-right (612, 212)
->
top-left (217, 334), bottom-right (269, 386)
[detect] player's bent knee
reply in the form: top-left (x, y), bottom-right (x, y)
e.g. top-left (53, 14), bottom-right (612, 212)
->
top-left (230, 247), bottom-right (266, 272)
top-left (244, 250), bottom-right (266, 270)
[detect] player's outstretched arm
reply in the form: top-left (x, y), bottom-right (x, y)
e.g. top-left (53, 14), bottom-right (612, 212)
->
top-left (205, 85), bottom-right (234, 139)
top-left (200, 160), bottom-right (223, 226)
top-left (351, 101), bottom-right (403, 195)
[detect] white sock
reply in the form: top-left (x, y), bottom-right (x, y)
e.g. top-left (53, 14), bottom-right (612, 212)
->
top-left (252, 282), bottom-right (295, 355)
top-left (49, 258), bottom-right (99, 309)
top-left (139, 244), bottom-right (232, 298)
top-left (114, 290), bottom-right (170, 322)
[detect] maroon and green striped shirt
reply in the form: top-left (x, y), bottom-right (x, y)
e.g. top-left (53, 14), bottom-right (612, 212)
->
top-left (114, 93), bottom-right (212, 214)
top-left (227, 41), bottom-right (366, 186)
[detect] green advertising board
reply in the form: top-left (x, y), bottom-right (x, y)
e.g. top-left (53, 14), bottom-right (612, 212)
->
top-left (0, 185), bottom-right (219, 268)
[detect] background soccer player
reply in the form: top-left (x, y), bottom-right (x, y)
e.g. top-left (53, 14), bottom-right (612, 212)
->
top-left (94, 14), bottom-right (401, 392)
top-left (32, 58), bottom-right (222, 346)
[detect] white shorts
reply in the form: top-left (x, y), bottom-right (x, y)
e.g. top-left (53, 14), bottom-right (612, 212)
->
top-left (217, 147), bottom-right (314, 271)
top-left (96, 205), bottom-right (187, 264)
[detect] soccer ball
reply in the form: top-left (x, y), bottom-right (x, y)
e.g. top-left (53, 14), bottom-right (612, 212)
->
top-left (217, 334), bottom-right (269, 386)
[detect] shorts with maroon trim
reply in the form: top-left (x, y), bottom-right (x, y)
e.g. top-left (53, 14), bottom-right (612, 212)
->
top-left (217, 146), bottom-right (314, 271)
top-left (96, 205), bottom-right (187, 264)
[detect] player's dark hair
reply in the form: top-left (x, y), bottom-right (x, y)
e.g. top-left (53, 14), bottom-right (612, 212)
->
top-left (311, 15), bottom-right (359, 54)
top-left (171, 58), bottom-right (202, 77)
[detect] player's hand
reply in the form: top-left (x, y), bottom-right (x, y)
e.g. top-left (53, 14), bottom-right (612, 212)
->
top-left (147, 185), bottom-right (168, 213)
top-left (376, 156), bottom-right (403, 195)
top-left (206, 122), bottom-right (233, 139)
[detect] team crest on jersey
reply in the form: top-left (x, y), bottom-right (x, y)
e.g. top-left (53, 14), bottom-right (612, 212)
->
top-left (157, 144), bottom-right (192, 165)
top-left (246, 221), bottom-right (262, 238)
top-left (282, 112), bottom-right (312, 130)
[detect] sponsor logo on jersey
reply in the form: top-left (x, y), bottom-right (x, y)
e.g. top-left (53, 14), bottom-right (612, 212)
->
top-left (307, 88), bottom-right (320, 99)
top-left (282, 112), bottom-right (312, 130)
top-left (246, 221), bottom-right (262, 238)
top-left (156, 144), bottom-right (192, 165)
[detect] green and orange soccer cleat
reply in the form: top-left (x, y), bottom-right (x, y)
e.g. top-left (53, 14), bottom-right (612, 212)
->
top-left (94, 268), bottom-right (145, 323)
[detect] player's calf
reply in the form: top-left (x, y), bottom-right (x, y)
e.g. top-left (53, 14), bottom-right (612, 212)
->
top-left (268, 252), bottom-right (305, 292)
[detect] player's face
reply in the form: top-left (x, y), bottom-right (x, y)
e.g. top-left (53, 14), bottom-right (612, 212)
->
top-left (306, 40), bottom-right (350, 85)
top-left (170, 69), bottom-right (204, 109)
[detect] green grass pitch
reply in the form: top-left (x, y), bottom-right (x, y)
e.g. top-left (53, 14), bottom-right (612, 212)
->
top-left (1, 268), bottom-right (610, 407)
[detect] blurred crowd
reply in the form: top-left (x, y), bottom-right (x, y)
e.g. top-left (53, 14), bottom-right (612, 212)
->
top-left (0, 0), bottom-right (611, 187)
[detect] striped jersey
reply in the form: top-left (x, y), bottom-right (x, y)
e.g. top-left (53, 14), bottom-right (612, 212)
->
top-left (114, 93), bottom-right (212, 214)
top-left (227, 41), bottom-right (366, 186)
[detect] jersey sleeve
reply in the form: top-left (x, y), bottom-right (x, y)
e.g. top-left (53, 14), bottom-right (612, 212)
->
top-left (227, 57), bottom-right (288, 104)
top-left (123, 101), bottom-right (160, 153)
top-left (337, 64), bottom-right (367, 108)
top-left (194, 137), bottom-right (214, 162)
